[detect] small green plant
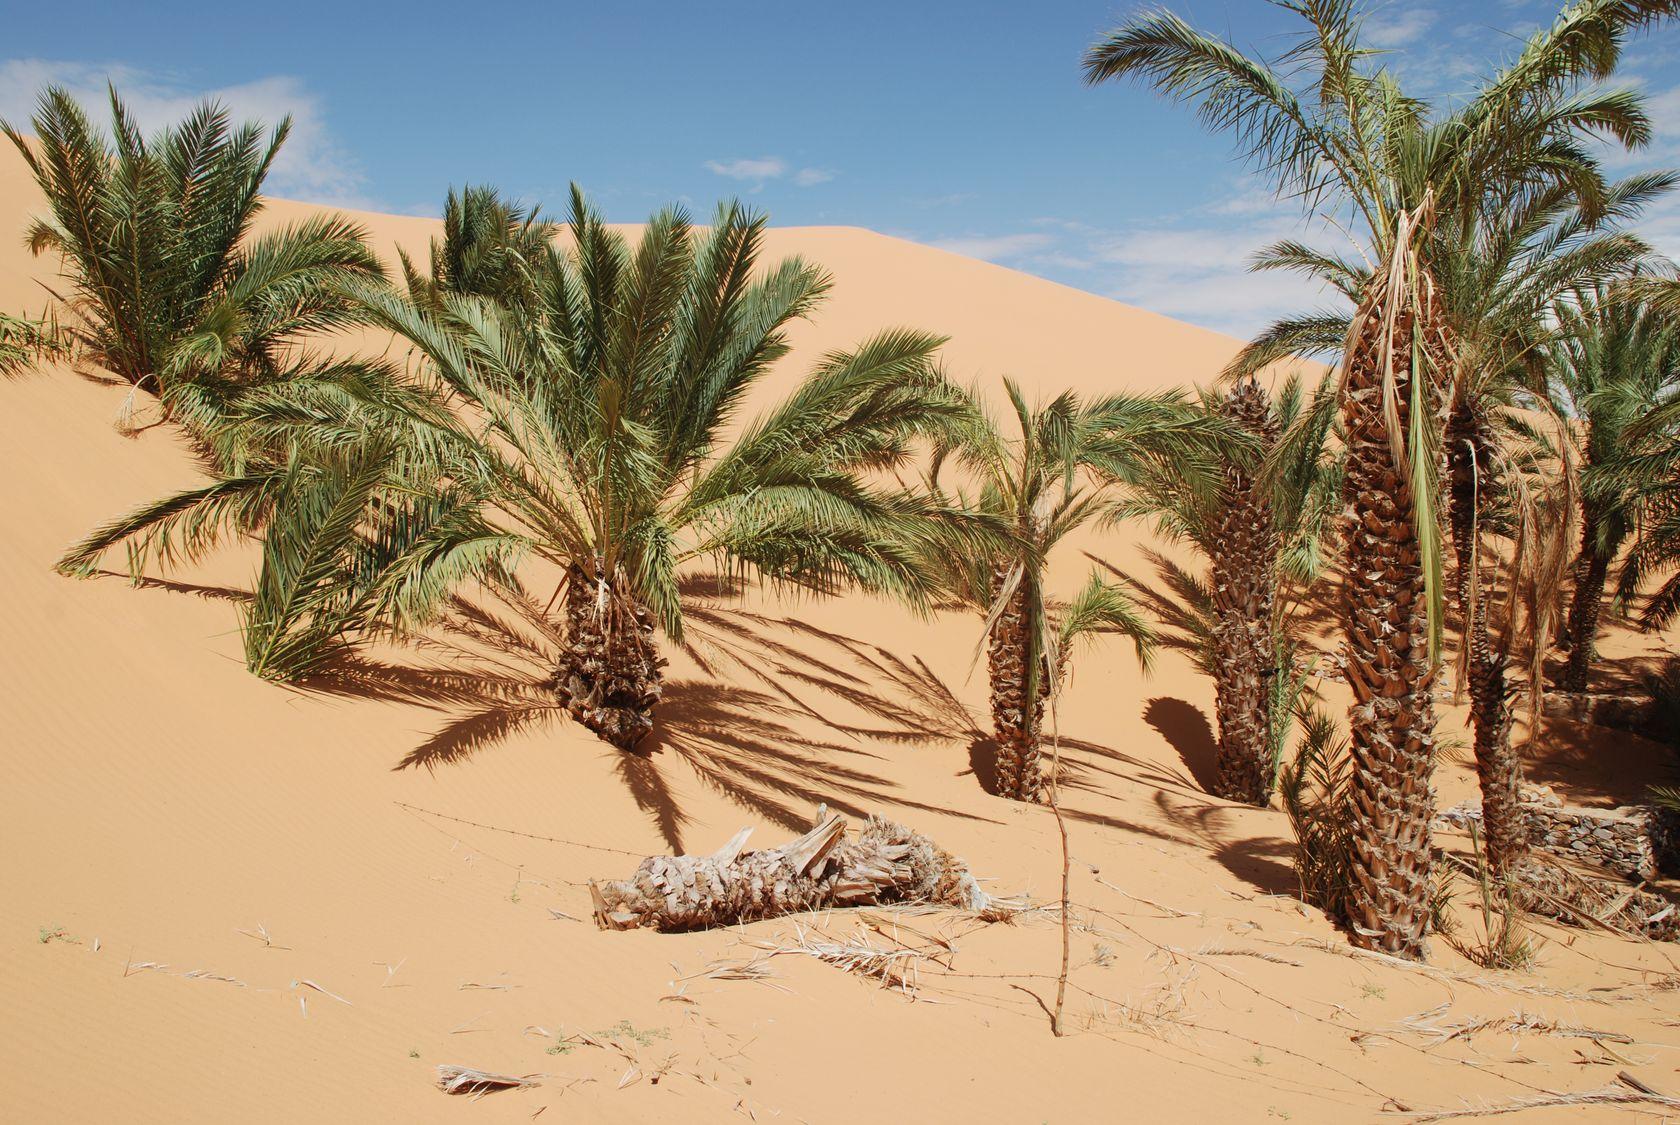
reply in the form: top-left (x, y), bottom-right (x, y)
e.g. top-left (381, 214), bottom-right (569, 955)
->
top-left (1249, 1050), bottom-right (1268, 1067)
top-left (37, 925), bottom-right (76, 945)
top-left (598, 1020), bottom-right (668, 1047)
top-left (1359, 982), bottom-right (1385, 1001)
top-left (408, 1049), bottom-right (420, 1059)
top-left (1278, 708), bottom-right (1356, 926)
top-left (1446, 822), bottom-right (1535, 971)
top-left (547, 1019), bottom-right (669, 1055)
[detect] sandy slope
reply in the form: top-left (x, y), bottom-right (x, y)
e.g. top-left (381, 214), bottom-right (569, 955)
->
top-left (3, 145), bottom-right (1680, 1123)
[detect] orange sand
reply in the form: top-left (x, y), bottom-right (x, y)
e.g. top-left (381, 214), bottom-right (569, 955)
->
top-left (3, 144), bottom-right (1679, 1123)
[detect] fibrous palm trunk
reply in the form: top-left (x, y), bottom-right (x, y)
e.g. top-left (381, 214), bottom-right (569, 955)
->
top-left (557, 558), bottom-right (665, 751)
top-left (1210, 376), bottom-right (1281, 806)
top-left (1562, 508), bottom-right (1609, 694)
top-left (989, 567), bottom-right (1048, 803)
top-left (1447, 406), bottom-right (1529, 877)
top-left (591, 811), bottom-right (989, 931)
top-left (1336, 257), bottom-right (1446, 960)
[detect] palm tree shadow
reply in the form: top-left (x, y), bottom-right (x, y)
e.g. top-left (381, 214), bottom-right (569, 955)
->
top-left (1153, 792), bottom-right (1297, 896)
top-left (89, 569), bottom-right (251, 603)
top-left (288, 581), bottom-right (1001, 852)
top-left (1144, 697), bottom-right (1220, 794)
top-left (967, 736), bottom-right (1002, 796)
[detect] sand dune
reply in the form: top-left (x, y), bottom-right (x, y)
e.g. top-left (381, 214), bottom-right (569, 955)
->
top-left (3, 143), bottom-right (1680, 1123)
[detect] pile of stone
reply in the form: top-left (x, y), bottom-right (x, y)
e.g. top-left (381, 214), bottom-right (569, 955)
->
top-left (1439, 784), bottom-right (1680, 883)
top-left (1542, 691), bottom-right (1662, 740)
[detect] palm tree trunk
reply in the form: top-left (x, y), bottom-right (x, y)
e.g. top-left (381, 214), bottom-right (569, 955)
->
top-left (1210, 376), bottom-right (1281, 805)
top-left (1562, 511), bottom-right (1609, 693)
top-left (989, 568), bottom-right (1047, 803)
top-left (557, 558), bottom-right (664, 751)
top-left (1447, 407), bottom-right (1529, 876)
top-left (1336, 265), bottom-right (1445, 961)
top-left (591, 811), bottom-right (990, 931)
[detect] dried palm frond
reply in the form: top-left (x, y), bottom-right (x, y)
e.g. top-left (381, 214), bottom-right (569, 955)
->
top-left (434, 1065), bottom-right (541, 1097)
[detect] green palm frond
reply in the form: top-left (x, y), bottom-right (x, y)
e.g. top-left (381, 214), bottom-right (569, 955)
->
top-left (3, 84), bottom-right (380, 410)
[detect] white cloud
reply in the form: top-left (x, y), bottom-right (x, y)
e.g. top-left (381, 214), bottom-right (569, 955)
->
top-left (0, 58), bottom-right (373, 208)
top-left (704, 156), bottom-right (835, 190)
top-left (927, 232), bottom-right (1055, 262)
top-left (1365, 7), bottom-right (1437, 49)
top-left (916, 187), bottom-right (1347, 338)
top-left (703, 156), bottom-right (788, 181)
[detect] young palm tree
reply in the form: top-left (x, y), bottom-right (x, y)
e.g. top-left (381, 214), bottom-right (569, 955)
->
top-left (1548, 286), bottom-right (1680, 691)
top-left (926, 380), bottom-right (1235, 802)
top-left (1120, 373), bottom-right (1340, 805)
top-left (2, 85), bottom-right (382, 419)
top-left (399, 184), bottom-right (555, 306)
top-left (1086, 0), bottom-right (1675, 956)
top-left (61, 190), bottom-right (977, 748)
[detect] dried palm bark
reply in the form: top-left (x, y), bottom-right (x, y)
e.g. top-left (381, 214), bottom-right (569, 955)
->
top-left (556, 558), bottom-right (665, 750)
top-left (989, 567), bottom-right (1048, 802)
top-left (1210, 376), bottom-right (1281, 805)
top-left (1447, 405), bottom-right (1529, 876)
top-left (1336, 223), bottom-right (1449, 960)
top-left (591, 811), bottom-right (989, 932)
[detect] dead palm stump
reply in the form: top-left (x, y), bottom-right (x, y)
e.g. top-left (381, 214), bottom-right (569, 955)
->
top-left (591, 811), bottom-right (990, 932)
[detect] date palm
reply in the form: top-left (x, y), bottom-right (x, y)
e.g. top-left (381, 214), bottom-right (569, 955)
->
top-left (2, 85), bottom-right (382, 423)
top-left (1119, 373), bottom-right (1340, 805)
top-left (1548, 285), bottom-right (1680, 691)
top-left (1240, 178), bottom-right (1666, 873)
top-left (60, 190), bottom-right (977, 746)
top-left (400, 184), bottom-right (554, 306)
top-left (927, 380), bottom-right (1234, 801)
top-left (1086, 0), bottom-right (1675, 956)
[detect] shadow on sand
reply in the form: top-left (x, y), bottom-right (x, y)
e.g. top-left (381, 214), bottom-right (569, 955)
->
top-left (274, 581), bottom-right (1013, 851)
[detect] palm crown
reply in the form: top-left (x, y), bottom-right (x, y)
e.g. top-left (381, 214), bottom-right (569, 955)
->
top-left (3, 86), bottom-right (383, 415)
top-left (59, 187), bottom-right (979, 747)
top-left (926, 379), bottom-right (1231, 799)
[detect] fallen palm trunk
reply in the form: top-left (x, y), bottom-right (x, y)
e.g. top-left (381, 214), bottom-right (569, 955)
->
top-left (590, 811), bottom-right (989, 932)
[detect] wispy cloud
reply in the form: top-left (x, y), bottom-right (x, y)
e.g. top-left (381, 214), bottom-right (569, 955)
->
top-left (704, 155), bottom-right (835, 191)
top-left (915, 187), bottom-right (1344, 338)
top-left (0, 58), bottom-right (374, 209)
top-left (704, 156), bottom-right (788, 181)
top-left (927, 232), bottom-right (1055, 262)
top-left (1365, 6), bottom-right (1437, 48)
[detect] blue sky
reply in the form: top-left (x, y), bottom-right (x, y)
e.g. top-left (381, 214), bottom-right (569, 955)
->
top-left (4, 1), bottom-right (1679, 338)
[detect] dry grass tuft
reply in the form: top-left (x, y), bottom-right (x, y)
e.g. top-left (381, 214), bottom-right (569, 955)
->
top-left (1403, 1085), bottom-right (1680, 1121)
top-left (1396, 1003), bottom-right (1634, 1046)
top-left (757, 921), bottom-right (943, 996)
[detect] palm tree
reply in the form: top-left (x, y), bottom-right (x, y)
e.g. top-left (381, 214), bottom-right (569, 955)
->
top-left (1086, 0), bottom-right (1675, 957)
top-left (927, 380), bottom-right (1233, 801)
top-left (2, 85), bottom-right (382, 422)
top-left (400, 184), bottom-right (555, 306)
top-left (1548, 285), bottom-right (1680, 692)
top-left (61, 189), bottom-right (978, 747)
top-left (1237, 179), bottom-right (1666, 873)
top-left (1120, 373), bottom-right (1340, 805)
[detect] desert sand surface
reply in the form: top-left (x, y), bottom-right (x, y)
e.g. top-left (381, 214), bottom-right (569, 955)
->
top-left (3, 143), bottom-right (1680, 1124)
